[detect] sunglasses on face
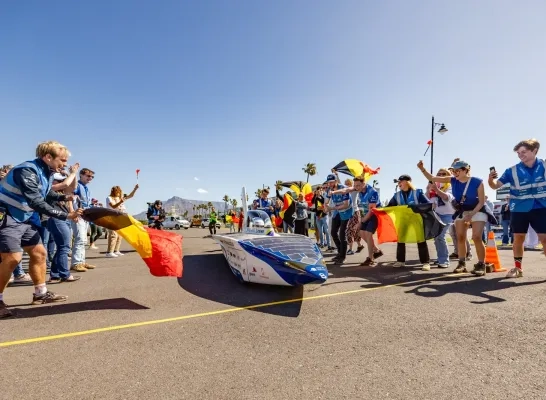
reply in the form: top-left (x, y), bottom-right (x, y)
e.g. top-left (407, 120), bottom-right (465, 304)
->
top-left (85, 175), bottom-right (94, 179)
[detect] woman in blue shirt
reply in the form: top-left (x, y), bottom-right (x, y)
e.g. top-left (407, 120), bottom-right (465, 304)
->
top-left (418, 159), bottom-right (494, 277)
top-left (387, 174), bottom-right (431, 270)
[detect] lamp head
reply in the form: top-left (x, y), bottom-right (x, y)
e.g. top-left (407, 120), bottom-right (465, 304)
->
top-left (438, 124), bottom-right (448, 134)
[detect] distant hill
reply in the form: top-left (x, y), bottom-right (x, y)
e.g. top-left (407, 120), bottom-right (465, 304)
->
top-left (132, 196), bottom-right (235, 220)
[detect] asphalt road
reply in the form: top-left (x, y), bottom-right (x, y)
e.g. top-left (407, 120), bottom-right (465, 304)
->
top-left (1, 227), bottom-right (546, 400)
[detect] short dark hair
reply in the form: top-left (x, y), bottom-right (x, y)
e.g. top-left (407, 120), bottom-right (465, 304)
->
top-left (80, 168), bottom-right (94, 175)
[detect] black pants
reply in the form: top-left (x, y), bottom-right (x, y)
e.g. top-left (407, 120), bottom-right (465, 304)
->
top-left (331, 214), bottom-right (349, 259)
top-left (396, 242), bottom-right (430, 263)
top-left (295, 219), bottom-right (307, 235)
top-left (209, 221), bottom-right (217, 235)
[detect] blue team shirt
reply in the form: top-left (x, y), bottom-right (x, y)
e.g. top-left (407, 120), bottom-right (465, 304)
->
top-left (330, 184), bottom-right (353, 220)
top-left (450, 177), bottom-right (482, 206)
top-left (498, 161), bottom-right (546, 210)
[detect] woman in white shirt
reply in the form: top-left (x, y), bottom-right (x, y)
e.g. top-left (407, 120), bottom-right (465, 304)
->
top-left (105, 184), bottom-right (138, 258)
top-left (426, 168), bottom-right (456, 268)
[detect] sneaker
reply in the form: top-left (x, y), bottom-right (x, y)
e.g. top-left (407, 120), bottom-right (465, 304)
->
top-left (31, 291), bottom-right (68, 305)
top-left (355, 245), bottom-right (365, 253)
top-left (471, 262), bottom-right (486, 277)
top-left (114, 251), bottom-right (124, 256)
top-left (393, 261), bottom-right (405, 268)
top-left (89, 244), bottom-right (99, 250)
top-left (70, 263), bottom-right (87, 272)
top-left (506, 267), bottom-right (523, 278)
top-left (13, 273), bottom-right (32, 282)
top-left (437, 263), bottom-right (450, 269)
top-left (453, 261), bottom-right (467, 273)
top-left (83, 263), bottom-right (96, 269)
top-left (0, 301), bottom-right (13, 318)
top-left (449, 253), bottom-right (458, 259)
top-left (327, 246), bottom-right (336, 251)
top-left (105, 252), bottom-right (118, 258)
top-left (346, 250), bottom-right (355, 255)
top-left (421, 263), bottom-right (431, 271)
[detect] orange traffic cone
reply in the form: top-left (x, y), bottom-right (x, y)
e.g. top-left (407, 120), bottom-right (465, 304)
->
top-left (485, 230), bottom-right (507, 273)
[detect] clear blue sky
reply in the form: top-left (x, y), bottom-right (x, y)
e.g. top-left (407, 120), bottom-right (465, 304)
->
top-left (2, 0), bottom-right (545, 214)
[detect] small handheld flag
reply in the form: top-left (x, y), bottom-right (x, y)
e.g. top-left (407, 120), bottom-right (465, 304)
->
top-left (423, 140), bottom-right (433, 156)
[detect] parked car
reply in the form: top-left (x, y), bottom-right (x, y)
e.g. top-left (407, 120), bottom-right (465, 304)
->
top-left (201, 218), bottom-right (221, 229)
top-left (162, 216), bottom-right (190, 230)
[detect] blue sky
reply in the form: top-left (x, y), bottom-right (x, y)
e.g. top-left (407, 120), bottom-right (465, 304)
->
top-left (2, 0), bottom-right (545, 215)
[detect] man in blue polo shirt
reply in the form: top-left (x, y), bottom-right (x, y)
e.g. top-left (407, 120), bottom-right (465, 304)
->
top-left (252, 188), bottom-right (274, 217)
top-left (489, 138), bottom-right (546, 278)
top-left (71, 167), bottom-right (95, 272)
top-left (323, 174), bottom-right (352, 265)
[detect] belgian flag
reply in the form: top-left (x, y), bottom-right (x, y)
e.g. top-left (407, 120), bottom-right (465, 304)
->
top-left (276, 189), bottom-right (296, 226)
top-left (371, 204), bottom-right (445, 244)
top-left (82, 208), bottom-right (183, 277)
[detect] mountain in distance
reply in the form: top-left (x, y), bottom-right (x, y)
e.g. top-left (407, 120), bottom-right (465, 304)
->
top-left (132, 196), bottom-right (236, 220)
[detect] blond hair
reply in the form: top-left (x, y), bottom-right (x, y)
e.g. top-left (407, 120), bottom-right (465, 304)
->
top-left (345, 178), bottom-right (353, 186)
top-left (35, 141), bottom-right (71, 158)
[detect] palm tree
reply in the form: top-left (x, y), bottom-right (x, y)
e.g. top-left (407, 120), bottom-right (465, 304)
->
top-left (231, 198), bottom-right (238, 211)
top-left (183, 210), bottom-right (188, 218)
top-left (207, 201), bottom-right (213, 212)
top-left (255, 188), bottom-right (262, 198)
top-left (222, 194), bottom-right (229, 213)
top-left (302, 162), bottom-right (317, 183)
top-left (275, 180), bottom-right (283, 191)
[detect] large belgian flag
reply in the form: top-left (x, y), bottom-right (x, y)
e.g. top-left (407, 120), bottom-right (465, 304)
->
top-left (82, 208), bottom-right (183, 277)
top-left (371, 204), bottom-right (445, 244)
top-left (276, 188), bottom-right (296, 226)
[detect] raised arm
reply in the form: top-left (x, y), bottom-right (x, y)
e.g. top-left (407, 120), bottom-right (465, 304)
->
top-left (417, 160), bottom-right (451, 183)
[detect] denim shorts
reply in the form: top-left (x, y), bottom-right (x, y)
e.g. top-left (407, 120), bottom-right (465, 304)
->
top-left (0, 213), bottom-right (42, 253)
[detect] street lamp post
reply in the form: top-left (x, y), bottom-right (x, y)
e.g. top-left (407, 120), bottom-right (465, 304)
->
top-left (430, 115), bottom-right (448, 173)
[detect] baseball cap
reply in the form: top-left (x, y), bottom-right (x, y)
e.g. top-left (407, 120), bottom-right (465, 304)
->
top-left (326, 174), bottom-right (336, 182)
top-left (397, 174), bottom-right (412, 182)
top-left (451, 160), bottom-right (470, 169)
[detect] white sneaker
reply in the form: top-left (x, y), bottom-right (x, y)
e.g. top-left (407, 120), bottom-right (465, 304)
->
top-left (506, 267), bottom-right (523, 278)
top-left (114, 251), bottom-right (124, 256)
top-left (421, 263), bottom-right (431, 271)
top-left (105, 252), bottom-right (118, 258)
top-left (393, 262), bottom-right (405, 268)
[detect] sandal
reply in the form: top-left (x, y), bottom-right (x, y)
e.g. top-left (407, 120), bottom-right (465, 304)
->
top-left (61, 275), bottom-right (81, 282)
top-left (48, 278), bottom-right (62, 284)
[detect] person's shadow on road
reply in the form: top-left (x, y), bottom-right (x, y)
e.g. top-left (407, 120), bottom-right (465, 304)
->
top-left (401, 276), bottom-right (546, 304)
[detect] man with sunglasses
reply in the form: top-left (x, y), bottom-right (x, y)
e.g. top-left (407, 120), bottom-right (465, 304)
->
top-left (70, 168), bottom-right (96, 272)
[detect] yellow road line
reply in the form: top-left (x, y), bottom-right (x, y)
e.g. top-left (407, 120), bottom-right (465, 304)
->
top-left (0, 273), bottom-right (460, 348)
